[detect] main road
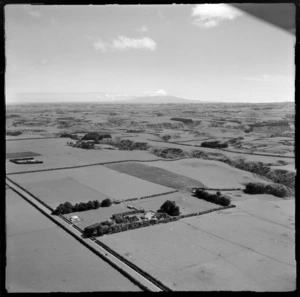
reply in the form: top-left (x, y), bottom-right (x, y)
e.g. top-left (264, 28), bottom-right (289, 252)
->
top-left (6, 177), bottom-right (171, 292)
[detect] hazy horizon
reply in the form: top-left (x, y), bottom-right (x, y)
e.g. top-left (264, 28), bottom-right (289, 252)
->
top-left (5, 92), bottom-right (294, 105)
top-left (5, 4), bottom-right (295, 104)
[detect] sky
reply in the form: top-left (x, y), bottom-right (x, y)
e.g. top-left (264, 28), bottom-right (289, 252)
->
top-left (5, 4), bottom-right (295, 103)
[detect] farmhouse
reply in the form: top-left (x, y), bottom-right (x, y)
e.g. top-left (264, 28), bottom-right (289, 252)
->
top-left (69, 215), bottom-right (81, 223)
top-left (142, 211), bottom-right (156, 220)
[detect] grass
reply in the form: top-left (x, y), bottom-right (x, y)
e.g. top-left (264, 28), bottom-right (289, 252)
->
top-left (105, 162), bottom-right (206, 190)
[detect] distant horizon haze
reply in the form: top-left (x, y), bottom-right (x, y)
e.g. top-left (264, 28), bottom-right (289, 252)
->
top-left (5, 92), bottom-right (294, 105)
top-left (5, 4), bottom-right (295, 104)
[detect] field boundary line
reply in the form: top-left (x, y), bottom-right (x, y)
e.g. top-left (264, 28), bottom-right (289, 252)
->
top-left (180, 218), bottom-right (295, 268)
top-left (5, 178), bottom-right (171, 292)
top-left (5, 181), bottom-right (150, 292)
top-left (6, 157), bottom-right (192, 175)
top-left (6, 176), bottom-right (53, 212)
top-left (6, 136), bottom-right (60, 141)
top-left (149, 139), bottom-right (295, 158)
top-left (123, 190), bottom-right (179, 202)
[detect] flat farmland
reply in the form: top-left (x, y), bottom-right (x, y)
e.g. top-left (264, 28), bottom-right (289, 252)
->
top-left (11, 177), bottom-right (112, 208)
top-left (63, 203), bottom-right (130, 229)
top-left (129, 192), bottom-right (218, 215)
top-left (6, 188), bottom-right (141, 292)
top-left (6, 151), bottom-right (42, 159)
top-left (101, 197), bottom-right (295, 291)
top-left (105, 162), bottom-right (205, 190)
top-left (6, 156), bottom-right (80, 175)
top-left (144, 138), bottom-right (295, 164)
top-left (6, 138), bottom-right (159, 174)
top-left (147, 158), bottom-right (269, 188)
top-left (9, 165), bottom-right (174, 205)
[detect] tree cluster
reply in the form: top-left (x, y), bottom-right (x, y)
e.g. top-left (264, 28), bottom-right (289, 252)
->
top-left (201, 141), bottom-right (228, 149)
top-left (82, 132), bottom-right (111, 142)
top-left (126, 129), bottom-right (145, 133)
top-left (83, 211), bottom-right (178, 237)
top-left (112, 139), bottom-right (149, 150)
top-left (52, 199), bottom-right (112, 215)
top-left (194, 189), bottom-right (231, 206)
top-left (10, 158), bottom-right (43, 164)
top-left (225, 159), bottom-right (295, 189)
top-left (248, 120), bottom-right (290, 128)
top-left (244, 183), bottom-right (288, 198)
top-left (170, 118), bottom-right (194, 125)
top-left (101, 198), bottom-right (112, 207)
top-left (191, 150), bottom-right (209, 159)
top-left (6, 130), bottom-right (22, 136)
top-left (60, 133), bottom-right (79, 140)
top-left (152, 148), bottom-right (185, 159)
top-left (75, 141), bottom-right (95, 149)
top-left (158, 200), bottom-right (180, 216)
top-left (161, 135), bottom-right (171, 142)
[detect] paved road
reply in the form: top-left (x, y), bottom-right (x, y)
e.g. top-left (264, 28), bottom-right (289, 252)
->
top-left (6, 177), bottom-right (170, 292)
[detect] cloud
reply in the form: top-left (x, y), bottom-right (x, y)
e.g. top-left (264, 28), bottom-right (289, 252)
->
top-left (94, 40), bottom-right (109, 52)
top-left (141, 90), bottom-right (168, 97)
top-left (191, 4), bottom-right (242, 28)
top-left (155, 89), bottom-right (167, 95)
top-left (23, 5), bottom-right (43, 18)
top-left (40, 58), bottom-right (48, 65)
top-left (29, 10), bottom-right (42, 18)
top-left (242, 75), bottom-right (290, 82)
top-left (32, 58), bottom-right (49, 70)
top-left (137, 26), bottom-right (148, 32)
top-left (94, 36), bottom-right (157, 52)
top-left (112, 36), bottom-right (156, 51)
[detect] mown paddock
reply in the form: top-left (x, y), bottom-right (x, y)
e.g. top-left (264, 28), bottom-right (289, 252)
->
top-left (145, 158), bottom-right (271, 189)
top-left (9, 165), bottom-right (174, 206)
top-left (101, 198), bottom-right (295, 291)
top-left (6, 151), bottom-right (42, 160)
top-left (9, 177), bottom-right (112, 208)
top-left (6, 188), bottom-right (141, 292)
top-left (104, 162), bottom-right (206, 190)
top-left (5, 138), bottom-right (159, 174)
top-left (63, 203), bottom-right (130, 230)
top-left (129, 192), bottom-right (218, 216)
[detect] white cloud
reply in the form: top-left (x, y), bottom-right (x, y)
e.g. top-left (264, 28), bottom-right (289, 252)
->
top-left (242, 75), bottom-right (290, 82)
top-left (93, 40), bottom-right (109, 52)
top-left (112, 36), bottom-right (156, 51)
top-left (94, 36), bottom-right (157, 52)
top-left (191, 4), bottom-right (242, 28)
top-left (155, 89), bottom-right (167, 95)
top-left (40, 58), bottom-right (48, 65)
top-left (137, 26), bottom-right (148, 32)
top-left (23, 5), bottom-right (43, 18)
top-left (29, 10), bottom-right (42, 18)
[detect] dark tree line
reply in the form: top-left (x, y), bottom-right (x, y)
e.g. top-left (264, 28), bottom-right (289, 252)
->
top-left (111, 140), bottom-right (149, 150)
top-left (83, 207), bottom-right (179, 237)
top-left (201, 141), bottom-right (228, 149)
top-left (82, 132), bottom-right (112, 142)
top-left (194, 189), bottom-right (231, 206)
top-left (60, 133), bottom-right (79, 140)
top-left (152, 148), bottom-right (185, 159)
top-left (52, 198), bottom-right (112, 215)
top-left (6, 130), bottom-right (23, 136)
top-left (170, 118), bottom-right (194, 125)
top-left (244, 183), bottom-right (288, 198)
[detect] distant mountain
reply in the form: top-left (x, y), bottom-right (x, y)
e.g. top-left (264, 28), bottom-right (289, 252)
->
top-left (124, 95), bottom-right (196, 104)
top-left (9, 92), bottom-right (198, 104)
